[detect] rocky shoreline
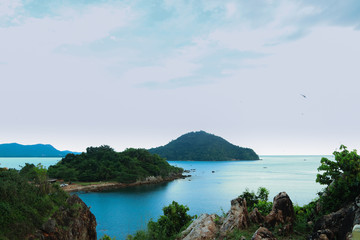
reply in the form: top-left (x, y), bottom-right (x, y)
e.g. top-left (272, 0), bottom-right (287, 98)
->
top-left (176, 192), bottom-right (360, 240)
top-left (62, 173), bottom-right (189, 193)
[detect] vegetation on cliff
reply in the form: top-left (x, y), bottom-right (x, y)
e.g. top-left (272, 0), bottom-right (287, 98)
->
top-left (0, 165), bottom-right (69, 239)
top-left (149, 131), bottom-right (259, 161)
top-left (48, 146), bottom-right (183, 183)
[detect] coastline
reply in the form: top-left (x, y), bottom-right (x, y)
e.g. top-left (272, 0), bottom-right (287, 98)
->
top-left (62, 173), bottom-right (189, 193)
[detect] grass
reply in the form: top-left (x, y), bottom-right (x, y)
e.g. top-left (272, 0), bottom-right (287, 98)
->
top-left (213, 223), bottom-right (309, 240)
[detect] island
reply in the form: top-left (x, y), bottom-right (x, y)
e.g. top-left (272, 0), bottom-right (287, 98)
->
top-left (47, 145), bottom-right (184, 190)
top-left (148, 131), bottom-right (259, 161)
top-left (0, 143), bottom-right (79, 157)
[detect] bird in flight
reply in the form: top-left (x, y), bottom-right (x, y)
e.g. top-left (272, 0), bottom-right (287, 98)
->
top-left (300, 94), bottom-right (307, 98)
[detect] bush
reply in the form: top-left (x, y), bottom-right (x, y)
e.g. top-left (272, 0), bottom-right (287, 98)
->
top-left (254, 200), bottom-right (272, 216)
top-left (239, 187), bottom-right (270, 212)
top-left (127, 201), bottom-right (193, 240)
top-left (316, 145), bottom-right (360, 213)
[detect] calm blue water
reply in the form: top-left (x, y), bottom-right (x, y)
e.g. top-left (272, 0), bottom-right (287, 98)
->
top-left (0, 155), bottom-right (331, 240)
top-left (0, 157), bottom-right (61, 169)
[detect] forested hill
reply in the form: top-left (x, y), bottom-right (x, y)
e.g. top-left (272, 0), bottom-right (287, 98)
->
top-left (148, 131), bottom-right (259, 161)
top-left (0, 143), bottom-right (78, 157)
top-left (48, 146), bottom-right (183, 183)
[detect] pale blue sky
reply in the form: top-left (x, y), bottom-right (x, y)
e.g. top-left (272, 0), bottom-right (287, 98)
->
top-left (1, 0), bottom-right (360, 154)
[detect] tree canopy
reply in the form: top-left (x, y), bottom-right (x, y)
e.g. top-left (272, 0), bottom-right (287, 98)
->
top-left (316, 145), bottom-right (360, 213)
top-left (48, 146), bottom-right (183, 183)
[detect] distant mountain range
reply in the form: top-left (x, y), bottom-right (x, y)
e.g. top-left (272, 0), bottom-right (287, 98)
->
top-left (149, 131), bottom-right (259, 161)
top-left (0, 143), bottom-right (79, 157)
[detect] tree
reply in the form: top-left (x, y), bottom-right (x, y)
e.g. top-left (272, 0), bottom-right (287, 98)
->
top-left (158, 201), bottom-right (192, 237)
top-left (34, 163), bottom-right (50, 194)
top-left (127, 201), bottom-right (193, 240)
top-left (316, 145), bottom-right (360, 213)
top-left (19, 163), bottom-right (37, 181)
top-left (239, 187), bottom-right (270, 211)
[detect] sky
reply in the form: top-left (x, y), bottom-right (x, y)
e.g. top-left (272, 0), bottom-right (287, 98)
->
top-left (1, 0), bottom-right (360, 155)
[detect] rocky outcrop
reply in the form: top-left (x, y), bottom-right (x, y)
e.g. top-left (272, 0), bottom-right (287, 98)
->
top-left (31, 194), bottom-right (97, 240)
top-left (179, 214), bottom-right (218, 240)
top-left (251, 227), bottom-right (277, 240)
top-left (219, 197), bottom-right (250, 235)
top-left (311, 203), bottom-right (356, 240)
top-left (265, 192), bottom-right (295, 234)
top-left (250, 208), bottom-right (265, 224)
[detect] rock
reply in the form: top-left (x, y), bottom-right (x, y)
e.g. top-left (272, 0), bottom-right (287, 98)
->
top-left (312, 229), bottom-right (334, 240)
top-left (354, 208), bottom-right (360, 226)
top-left (319, 233), bottom-right (329, 240)
top-left (179, 213), bottom-right (218, 240)
top-left (251, 227), bottom-right (277, 240)
top-left (41, 219), bottom-right (57, 233)
top-left (312, 203), bottom-right (356, 240)
top-left (250, 208), bottom-right (265, 224)
top-left (32, 194), bottom-right (97, 240)
top-left (356, 195), bottom-right (360, 208)
top-left (219, 197), bottom-right (249, 234)
top-left (354, 196), bottom-right (360, 226)
top-left (265, 192), bottom-right (295, 234)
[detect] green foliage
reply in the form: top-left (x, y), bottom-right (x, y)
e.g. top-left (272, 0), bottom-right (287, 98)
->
top-left (127, 201), bottom-right (193, 240)
top-left (100, 234), bottom-right (116, 240)
top-left (292, 200), bottom-right (318, 236)
top-left (221, 224), bottom-right (259, 240)
top-left (48, 146), bottom-right (183, 183)
top-left (19, 163), bottom-right (37, 181)
top-left (254, 200), bottom-right (272, 216)
top-left (257, 187), bottom-right (269, 202)
top-left (239, 187), bottom-right (270, 212)
top-left (149, 131), bottom-right (259, 161)
top-left (316, 145), bottom-right (360, 213)
top-left (0, 168), bottom-right (68, 239)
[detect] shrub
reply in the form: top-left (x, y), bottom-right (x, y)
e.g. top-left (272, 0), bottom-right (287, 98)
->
top-left (316, 145), bottom-right (360, 213)
top-left (239, 187), bottom-right (270, 212)
top-left (254, 200), bottom-right (272, 216)
top-left (127, 201), bottom-right (193, 240)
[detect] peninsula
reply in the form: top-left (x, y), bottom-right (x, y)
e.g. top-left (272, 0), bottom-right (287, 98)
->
top-left (47, 145), bottom-right (184, 187)
top-left (149, 131), bottom-right (259, 161)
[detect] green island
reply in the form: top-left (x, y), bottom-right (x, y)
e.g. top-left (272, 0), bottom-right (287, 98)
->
top-left (149, 131), bottom-right (259, 161)
top-left (47, 146), bottom-right (183, 183)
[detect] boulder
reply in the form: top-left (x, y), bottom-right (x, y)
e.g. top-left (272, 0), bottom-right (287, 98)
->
top-left (354, 195), bottom-right (360, 226)
top-left (179, 213), bottom-right (218, 240)
top-left (265, 192), bottom-right (295, 234)
top-left (312, 203), bottom-right (356, 240)
top-left (41, 219), bottom-right (57, 233)
top-left (250, 208), bottom-right (265, 224)
top-left (251, 227), bottom-right (277, 240)
top-left (219, 197), bottom-right (250, 234)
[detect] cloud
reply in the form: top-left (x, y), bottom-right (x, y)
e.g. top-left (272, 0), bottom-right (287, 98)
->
top-left (0, 0), bottom-right (22, 18)
top-left (0, 4), bottom-right (134, 51)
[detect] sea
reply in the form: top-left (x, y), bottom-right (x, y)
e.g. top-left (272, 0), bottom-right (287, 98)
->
top-left (0, 155), bottom-right (331, 240)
